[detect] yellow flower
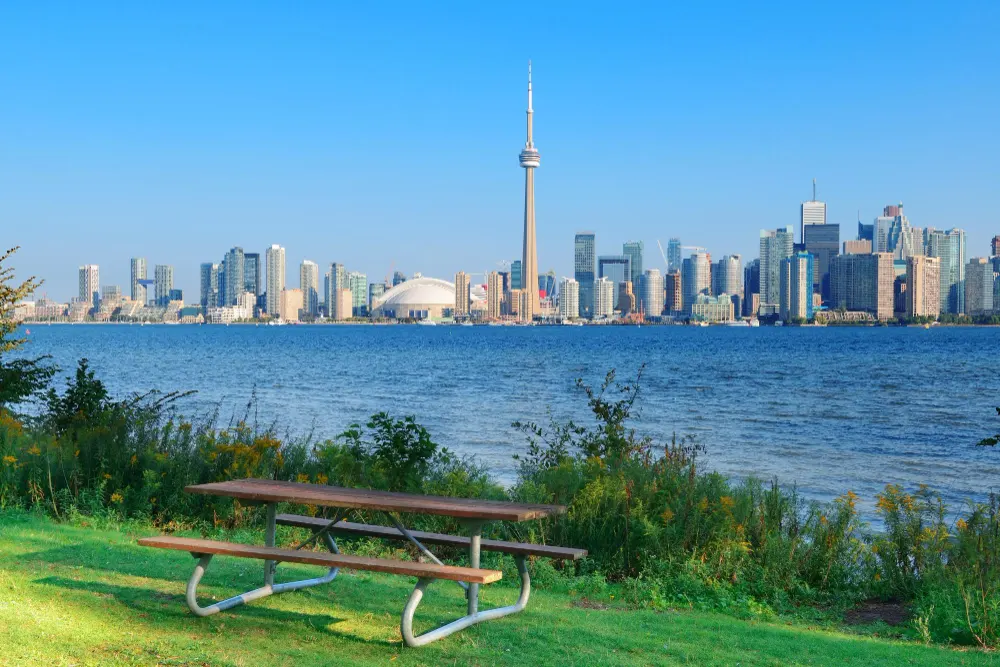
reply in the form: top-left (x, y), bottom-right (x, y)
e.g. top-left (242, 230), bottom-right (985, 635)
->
top-left (296, 473), bottom-right (310, 484)
top-left (955, 519), bottom-right (968, 531)
top-left (661, 507), bottom-right (675, 524)
top-left (719, 496), bottom-right (735, 512)
top-left (2, 455), bottom-right (16, 465)
top-left (27, 445), bottom-right (41, 456)
top-left (103, 473), bottom-right (112, 480)
top-left (316, 474), bottom-right (329, 485)
top-left (110, 492), bottom-right (123, 504)
top-left (130, 455), bottom-right (138, 465)
top-left (74, 450), bottom-right (80, 457)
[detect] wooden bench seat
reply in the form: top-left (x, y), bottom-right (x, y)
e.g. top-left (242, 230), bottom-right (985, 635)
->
top-left (138, 536), bottom-right (502, 584)
top-left (275, 514), bottom-right (588, 561)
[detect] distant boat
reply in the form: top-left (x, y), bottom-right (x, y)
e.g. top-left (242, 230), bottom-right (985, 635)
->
top-left (460, 322), bottom-right (473, 327)
top-left (417, 319), bottom-right (437, 326)
top-left (749, 319), bottom-right (760, 328)
top-left (724, 320), bottom-right (749, 327)
top-left (24, 329), bottom-right (30, 335)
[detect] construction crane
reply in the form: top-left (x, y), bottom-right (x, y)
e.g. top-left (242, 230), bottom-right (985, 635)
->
top-left (656, 240), bottom-right (670, 270)
top-left (682, 245), bottom-right (707, 253)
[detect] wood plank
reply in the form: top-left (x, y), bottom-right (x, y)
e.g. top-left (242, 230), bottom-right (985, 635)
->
top-left (276, 514), bottom-right (588, 560)
top-left (137, 536), bottom-right (501, 584)
top-left (185, 479), bottom-right (565, 522)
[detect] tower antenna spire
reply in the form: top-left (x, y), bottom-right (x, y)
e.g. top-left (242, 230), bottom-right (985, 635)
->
top-left (812, 178), bottom-right (817, 201)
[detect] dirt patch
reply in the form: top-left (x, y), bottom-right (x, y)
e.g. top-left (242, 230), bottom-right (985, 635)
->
top-left (844, 600), bottom-right (909, 626)
top-left (573, 598), bottom-right (610, 610)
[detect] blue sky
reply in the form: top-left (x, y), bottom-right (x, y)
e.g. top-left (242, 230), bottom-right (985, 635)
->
top-left (3, 2), bottom-right (998, 300)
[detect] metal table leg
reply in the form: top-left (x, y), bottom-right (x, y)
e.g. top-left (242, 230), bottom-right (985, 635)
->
top-left (264, 502), bottom-right (276, 586)
top-left (467, 521), bottom-right (483, 616)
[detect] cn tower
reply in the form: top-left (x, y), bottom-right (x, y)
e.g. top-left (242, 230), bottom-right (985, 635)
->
top-left (519, 61), bottom-right (540, 316)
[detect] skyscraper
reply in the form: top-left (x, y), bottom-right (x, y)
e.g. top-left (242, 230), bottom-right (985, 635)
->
top-left (78, 265), bottom-right (100, 307)
top-left (300, 260), bottom-right (319, 317)
top-left (759, 227), bottom-right (794, 308)
top-left (486, 271), bottom-right (503, 320)
top-left (325, 262), bottom-right (347, 318)
top-left (200, 263), bottom-right (219, 312)
top-left (992, 235), bottom-right (1000, 258)
top-left (623, 241), bottom-right (644, 288)
top-left (347, 271), bottom-right (367, 316)
top-left (510, 260), bottom-right (523, 290)
top-left (780, 252), bottom-right (814, 322)
top-left (906, 255), bottom-right (941, 317)
top-left (743, 259), bottom-right (760, 317)
top-left (667, 238), bottom-right (682, 273)
top-left (368, 282), bottom-right (386, 312)
top-left (265, 245), bottom-right (286, 316)
top-left (927, 229), bottom-right (966, 314)
top-left (454, 271), bottom-right (471, 317)
top-left (965, 258), bottom-right (995, 316)
top-left (639, 268), bottom-right (664, 317)
top-left (681, 252), bottom-right (711, 313)
top-left (519, 62), bottom-right (540, 317)
top-left (712, 255), bottom-right (742, 298)
top-left (539, 270), bottom-right (556, 300)
top-left (803, 223), bottom-right (840, 302)
top-left (224, 247), bottom-right (245, 306)
top-left (800, 179), bottom-right (826, 242)
top-left (558, 278), bottom-right (579, 319)
top-left (664, 270), bottom-right (682, 314)
top-left (130, 258), bottom-right (147, 303)
top-left (598, 255), bottom-right (631, 308)
top-left (829, 252), bottom-right (894, 320)
top-left (244, 252), bottom-right (261, 296)
top-left (594, 277), bottom-right (615, 318)
top-left (574, 232), bottom-right (596, 318)
top-left (154, 265), bottom-right (173, 306)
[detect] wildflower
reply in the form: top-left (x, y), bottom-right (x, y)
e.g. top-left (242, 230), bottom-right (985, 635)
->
top-left (316, 474), bottom-right (329, 486)
top-left (697, 497), bottom-right (709, 512)
top-left (103, 473), bottom-right (112, 480)
top-left (956, 519), bottom-right (968, 531)
top-left (74, 450), bottom-right (80, 457)
top-left (110, 492), bottom-right (123, 504)
top-left (2, 455), bottom-right (16, 465)
top-left (296, 473), bottom-right (310, 484)
top-left (130, 455), bottom-right (138, 465)
top-left (27, 445), bottom-right (41, 456)
top-left (661, 508), bottom-right (674, 524)
top-left (719, 496), bottom-right (735, 512)
top-left (820, 515), bottom-right (828, 526)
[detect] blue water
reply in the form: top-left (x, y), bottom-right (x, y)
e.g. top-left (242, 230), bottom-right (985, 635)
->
top-left (14, 324), bottom-right (1000, 514)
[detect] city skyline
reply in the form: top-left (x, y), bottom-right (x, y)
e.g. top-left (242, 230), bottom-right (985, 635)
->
top-left (4, 4), bottom-right (1000, 300)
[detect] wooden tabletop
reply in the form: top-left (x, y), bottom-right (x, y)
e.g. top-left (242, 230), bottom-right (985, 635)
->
top-left (185, 479), bottom-right (565, 522)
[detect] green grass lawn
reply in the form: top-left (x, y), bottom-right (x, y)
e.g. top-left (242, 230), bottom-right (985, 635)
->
top-left (0, 512), bottom-right (995, 666)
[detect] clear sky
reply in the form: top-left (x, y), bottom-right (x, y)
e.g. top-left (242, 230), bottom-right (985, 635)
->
top-left (3, 2), bottom-right (999, 301)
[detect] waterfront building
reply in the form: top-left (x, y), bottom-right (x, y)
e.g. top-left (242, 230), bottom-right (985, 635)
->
top-left (539, 270), bottom-right (556, 300)
top-left (519, 62), bottom-right (540, 315)
top-left (242, 252), bottom-right (260, 298)
top-left (299, 260), bottom-right (319, 317)
top-left (558, 277), bottom-right (579, 319)
top-left (690, 294), bottom-right (734, 323)
top-left (800, 180), bottom-right (826, 241)
top-left (803, 224), bottom-right (840, 302)
top-left (927, 229), bottom-right (967, 314)
top-left (334, 288), bottom-right (353, 320)
top-left (168, 289), bottom-right (183, 303)
top-left (664, 270), bottom-right (682, 314)
top-left (759, 227), bottom-right (794, 309)
top-left (370, 276), bottom-right (477, 320)
top-left (639, 269), bottom-right (664, 317)
top-left (829, 252), bottom-right (894, 320)
top-left (154, 264), bottom-right (173, 306)
top-left (130, 258), bottom-right (147, 303)
top-left (199, 263), bottom-right (219, 312)
top-left (598, 255), bottom-right (631, 309)
top-left (506, 288), bottom-right (523, 318)
top-left (223, 247), bottom-right (245, 305)
top-left (623, 241), bottom-right (644, 288)
top-left (965, 258), bottom-right (995, 316)
top-left (779, 252), bottom-right (814, 322)
top-left (712, 255), bottom-right (742, 299)
top-left (347, 271), bottom-right (367, 316)
top-left (454, 271), bottom-right (471, 316)
top-left (368, 282), bottom-right (386, 312)
top-left (843, 239), bottom-right (872, 255)
top-left (101, 285), bottom-right (122, 303)
top-left (594, 277), bottom-right (615, 319)
top-left (324, 263), bottom-right (347, 320)
top-left (992, 235), bottom-right (1000, 257)
top-left (906, 255), bottom-right (942, 318)
top-left (78, 264), bottom-right (100, 308)
top-left (486, 271), bottom-right (503, 319)
top-left (743, 259), bottom-right (760, 317)
top-left (510, 260), bottom-right (523, 290)
top-left (617, 282), bottom-right (636, 316)
top-left (667, 238), bottom-right (682, 273)
top-left (264, 245), bottom-right (286, 316)
top-left (681, 252), bottom-right (711, 313)
top-left (517, 289), bottom-right (532, 322)
top-left (279, 289), bottom-right (302, 322)
top-left (574, 232), bottom-right (596, 318)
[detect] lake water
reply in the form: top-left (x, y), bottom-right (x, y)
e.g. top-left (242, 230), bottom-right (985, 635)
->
top-left (15, 324), bottom-right (1000, 515)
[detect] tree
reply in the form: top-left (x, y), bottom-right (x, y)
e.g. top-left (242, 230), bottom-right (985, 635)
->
top-left (0, 247), bottom-right (55, 409)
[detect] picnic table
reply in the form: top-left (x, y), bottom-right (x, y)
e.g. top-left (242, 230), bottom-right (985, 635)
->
top-left (138, 479), bottom-right (586, 646)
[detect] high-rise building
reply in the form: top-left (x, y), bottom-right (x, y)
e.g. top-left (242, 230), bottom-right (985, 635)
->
top-left (324, 263), bottom-right (347, 319)
top-left (510, 260), bottom-right (523, 290)
top-left (829, 252), bottom-right (894, 320)
top-left (334, 288), bottom-right (353, 320)
top-left (780, 252), bottom-right (814, 322)
top-left (857, 220), bottom-right (875, 244)
top-left (154, 265), bottom-right (173, 307)
top-left (873, 204), bottom-right (920, 259)
top-left (574, 232), bottom-right (596, 318)
top-left (594, 277), bottom-right (615, 319)
top-left (927, 229), bottom-right (966, 314)
top-left (803, 224), bottom-right (840, 302)
top-left (487, 271), bottom-right (503, 319)
top-left (78, 265), bottom-right (100, 307)
top-left (299, 260), bottom-right (319, 317)
top-left (539, 270), bottom-right (556, 300)
top-left (279, 289), bottom-right (302, 322)
top-left (664, 271), bottom-right (682, 314)
top-left (712, 255), bottom-right (742, 299)
top-left (368, 282), bottom-right (386, 312)
top-left (639, 269), bottom-right (664, 317)
top-left (598, 255), bottom-right (631, 309)
top-left (347, 271), bottom-right (367, 316)
top-left (690, 294), bottom-right (735, 323)
top-left (243, 252), bottom-right (261, 296)
top-left (667, 238), bottom-right (682, 273)
top-left (843, 239), bottom-right (872, 255)
top-left (965, 258), bottom-right (995, 316)
top-left (392, 271), bottom-right (407, 286)
top-left (519, 62), bottom-right (540, 315)
top-left (130, 258), bottom-right (147, 303)
top-left (759, 227), bottom-right (794, 308)
top-left (681, 252), bottom-right (711, 313)
top-left (558, 278), bottom-right (579, 320)
top-left (454, 271), bottom-right (471, 317)
top-left (906, 255), bottom-right (941, 318)
top-left (800, 179), bottom-right (826, 241)
top-left (101, 285), bottom-right (122, 303)
top-left (224, 247), bottom-right (245, 306)
top-left (992, 236), bottom-right (1000, 258)
top-left (264, 245), bottom-right (286, 316)
top-left (743, 259), bottom-right (760, 317)
top-left (623, 241), bottom-right (644, 288)
top-left (617, 282), bottom-right (636, 316)
top-left (200, 263), bottom-right (219, 311)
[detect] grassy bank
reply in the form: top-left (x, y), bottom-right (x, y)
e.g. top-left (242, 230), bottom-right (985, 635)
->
top-left (1, 512), bottom-right (995, 666)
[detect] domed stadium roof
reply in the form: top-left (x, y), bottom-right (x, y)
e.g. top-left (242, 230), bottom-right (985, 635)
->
top-left (373, 276), bottom-right (482, 309)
